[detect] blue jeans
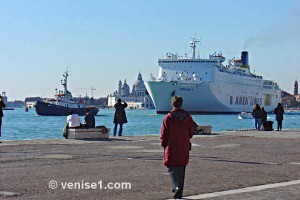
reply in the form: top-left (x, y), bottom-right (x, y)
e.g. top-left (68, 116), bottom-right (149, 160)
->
top-left (254, 118), bottom-right (262, 130)
top-left (114, 123), bottom-right (123, 136)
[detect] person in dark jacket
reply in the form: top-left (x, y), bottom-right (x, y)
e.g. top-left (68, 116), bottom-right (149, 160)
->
top-left (252, 104), bottom-right (263, 130)
top-left (274, 103), bottom-right (284, 131)
top-left (160, 96), bottom-right (195, 199)
top-left (261, 107), bottom-right (267, 123)
top-left (261, 107), bottom-right (268, 130)
top-left (84, 108), bottom-right (95, 128)
top-left (113, 98), bottom-right (128, 136)
top-left (0, 95), bottom-right (6, 143)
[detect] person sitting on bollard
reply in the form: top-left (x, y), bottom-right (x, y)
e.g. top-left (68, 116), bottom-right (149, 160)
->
top-left (67, 110), bottom-right (81, 128)
top-left (83, 108), bottom-right (95, 128)
top-left (63, 110), bottom-right (81, 139)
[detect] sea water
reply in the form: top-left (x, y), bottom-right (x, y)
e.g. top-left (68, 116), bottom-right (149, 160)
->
top-left (2, 108), bottom-right (300, 140)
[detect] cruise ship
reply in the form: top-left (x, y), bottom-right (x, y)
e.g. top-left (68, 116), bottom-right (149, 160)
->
top-left (145, 38), bottom-right (281, 114)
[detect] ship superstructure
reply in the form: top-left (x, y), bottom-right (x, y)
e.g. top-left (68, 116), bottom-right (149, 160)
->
top-left (145, 38), bottom-right (281, 114)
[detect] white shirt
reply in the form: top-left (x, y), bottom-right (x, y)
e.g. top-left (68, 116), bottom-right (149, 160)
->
top-left (67, 114), bottom-right (81, 128)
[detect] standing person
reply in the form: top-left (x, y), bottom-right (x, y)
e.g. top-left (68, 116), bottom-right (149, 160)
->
top-left (0, 95), bottom-right (6, 143)
top-left (160, 96), bottom-right (195, 199)
top-left (252, 104), bottom-right (263, 130)
top-left (261, 107), bottom-right (267, 123)
top-left (84, 108), bottom-right (95, 128)
top-left (113, 98), bottom-right (127, 136)
top-left (261, 107), bottom-right (268, 131)
top-left (274, 103), bottom-right (284, 131)
top-left (67, 110), bottom-right (81, 128)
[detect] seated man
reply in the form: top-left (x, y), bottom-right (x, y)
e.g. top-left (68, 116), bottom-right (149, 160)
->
top-left (67, 110), bottom-right (81, 128)
top-left (84, 108), bottom-right (95, 128)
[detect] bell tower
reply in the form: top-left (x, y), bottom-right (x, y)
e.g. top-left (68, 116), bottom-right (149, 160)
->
top-left (294, 79), bottom-right (298, 96)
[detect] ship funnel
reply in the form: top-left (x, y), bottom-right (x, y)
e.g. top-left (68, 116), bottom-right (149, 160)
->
top-left (241, 51), bottom-right (250, 69)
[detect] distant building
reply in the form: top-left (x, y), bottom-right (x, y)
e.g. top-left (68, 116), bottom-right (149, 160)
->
top-left (0, 92), bottom-right (24, 108)
top-left (8, 100), bottom-right (24, 108)
top-left (281, 90), bottom-right (295, 107)
top-left (294, 79), bottom-right (298, 96)
top-left (295, 95), bottom-right (300, 102)
top-left (108, 72), bottom-right (154, 109)
top-left (25, 97), bottom-right (42, 108)
top-left (1, 92), bottom-right (8, 105)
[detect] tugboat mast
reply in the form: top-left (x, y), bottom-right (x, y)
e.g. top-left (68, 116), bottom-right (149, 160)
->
top-left (61, 70), bottom-right (69, 100)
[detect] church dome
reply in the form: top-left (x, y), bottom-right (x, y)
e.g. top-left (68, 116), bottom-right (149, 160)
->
top-left (133, 72), bottom-right (145, 90)
top-left (134, 79), bottom-right (145, 89)
top-left (121, 79), bottom-right (130, 95)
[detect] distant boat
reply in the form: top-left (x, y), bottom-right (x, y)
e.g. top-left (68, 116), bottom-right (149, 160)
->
top-left (285, 110), bottom-right (300, 115)
top-left (34, 70), bottom-right (99, 116)
top-left (3, 107), bottom-right (14, 110)
top-left (238, 112), bottom-right (253, 119)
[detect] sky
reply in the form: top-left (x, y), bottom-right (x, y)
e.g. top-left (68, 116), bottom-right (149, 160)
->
top-left (1, 0), bottom-right (300, 100)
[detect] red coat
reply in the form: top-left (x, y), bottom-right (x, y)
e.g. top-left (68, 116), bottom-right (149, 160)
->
top-left (160, 109), bottom-right (195, 167)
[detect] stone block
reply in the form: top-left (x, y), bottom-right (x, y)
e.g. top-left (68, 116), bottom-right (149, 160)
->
top-left (67, 127), bottom-right (110, 140)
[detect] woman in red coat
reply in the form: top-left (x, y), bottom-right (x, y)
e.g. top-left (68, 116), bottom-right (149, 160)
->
top-left (160, 96), bottom-right (195, 199)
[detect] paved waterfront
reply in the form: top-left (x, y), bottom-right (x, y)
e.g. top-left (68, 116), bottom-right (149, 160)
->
top-left (1, 130), bottom-right (300, 199)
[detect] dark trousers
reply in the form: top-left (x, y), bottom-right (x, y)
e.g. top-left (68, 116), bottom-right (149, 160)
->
top-left (0, 117), bottom-right (2, 137)
top-left (167, 166), bottom-right (186, 191)
top-left (114, 123), bottom-right (123, 136)
top-left (277, 120), bottom-right (283, 131)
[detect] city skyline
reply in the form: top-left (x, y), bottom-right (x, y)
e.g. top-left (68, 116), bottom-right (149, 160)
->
top-left (1, 0), bottom-right (300, 100)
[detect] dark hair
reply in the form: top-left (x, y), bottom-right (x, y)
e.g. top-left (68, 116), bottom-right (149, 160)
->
top-left (172, 96), bottom-right (183, 108)
top-left (118, 98), bottom-right (122, 103)
top-left (68, 110), bottom-right (73, 115)
top-left (85, 108), bottom-right (90, 113)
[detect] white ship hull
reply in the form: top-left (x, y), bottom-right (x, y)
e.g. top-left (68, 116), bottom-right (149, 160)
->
top-left (145, 70), bottom-right (281, 114)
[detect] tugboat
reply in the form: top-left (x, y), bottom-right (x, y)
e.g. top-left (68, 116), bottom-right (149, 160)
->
top-left (34, 70), bottom-right (99, 116)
